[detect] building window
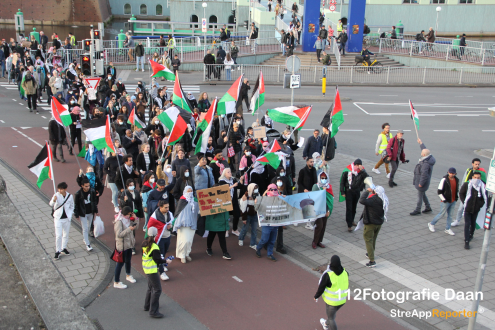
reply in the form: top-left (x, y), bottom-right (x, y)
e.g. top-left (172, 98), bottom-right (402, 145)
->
top-left (459, 0), bottom-right (474, 3)
top-left (209, 15), bottom-right (217, 29)
top-left (140, 4), bottom-right (147, 15)
top-left (402, 0), bottom-right (418, 3)
top-left (191, 15), bottom-right (199, 29)
top-left (124, 3), bottom-right (131, 15)
top-left (156, 4), bottom-right (163, 15)
top-left (430, 0), bottom-right (445, 3)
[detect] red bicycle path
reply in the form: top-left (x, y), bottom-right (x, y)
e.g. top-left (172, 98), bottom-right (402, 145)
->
top-left (1, 127), bottom-right (408, 330)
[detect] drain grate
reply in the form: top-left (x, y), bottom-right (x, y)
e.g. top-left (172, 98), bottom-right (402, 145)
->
top-left (92, 318), bottom-right (104, 330)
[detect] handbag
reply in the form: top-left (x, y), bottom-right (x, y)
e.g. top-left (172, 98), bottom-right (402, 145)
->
top-left (227, 145), bottom-right (235, 157)
top-left (111, 245), bottom-right (124, 263)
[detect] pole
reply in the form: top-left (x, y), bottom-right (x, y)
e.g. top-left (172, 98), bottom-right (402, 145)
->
top-left (47, 141), bottom-right (57, 194)
top-left (90, 26), bottom-right (95, 77)
top-left (435, 12), bottom-right (439, 38)
top-left (64, 126), bottom-right (83, 171)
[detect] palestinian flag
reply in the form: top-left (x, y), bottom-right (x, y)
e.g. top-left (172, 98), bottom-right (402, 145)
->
top-left (326, 185), bottom-right (335, 217)
top-left (167, 113), bottom-right (188, 146)
top-left (128, 107), bottom-right (146, 129)
top-left (410, 100), bottom-right (419, 131)
top-left (250, 71), bottom-right (265, 115)
top-left (149, 59), bottom-right (176, 81)
top-left (147, 209), bottom-right (171, 244)
top-left (256, 152), bottom-right (281, 170)
top-left (338, 163), bottom-right (364, 202)
top-left (267, 139), bottom-right (282, 154)
top-left (158, 106), bottom-right (181, 131)
top-left (218, 74), bottom-right (244, 115)
top-left (20, 75), bottom-right (26, 99)
top-left (293, 106), bottom-right (312, 131)
top-left (77, 148), bottom-right (86, 158)
top-left (51, 97), bottom-right (72, 127)
top-left (193, 97), bottom-right (217, 154)
top-left (27, 143), bottom-right (53, 188)
top-left (83, 115), bottom-right (115, 153)
top-left (478, 168), bottom-right (487, 183)
top-left (172, 73), bottom-right (192, 112)
top-left (330, 87), bottom-right (343, 138)
top-left (267, 105), bottom-right (311, 128)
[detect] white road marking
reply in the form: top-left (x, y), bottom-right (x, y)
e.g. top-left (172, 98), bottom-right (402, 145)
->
top-left (457, 115), bottom-right (479, 116)
top-left (5, 88), bottom-right (18, 90)
top-left (391, 130), bottom-right (411, 132)
top-left (482, 130), bottom-right (495, 132)
top-left (19, 103), bottom-right (24, 105)
top-left (353, 102), bottom-right (369, 115)
top-left (0, 120), bottom-right (4, 123)
top-left (455, 96), bottom-right (473, 97)
top-left (379, 95), bottom-right (398, 96)
top-left (12, 146), bottom-right (17, 147)
top-left (232, 276), bottom-right (243, 283)
top-left (340, 129), bottom-right (363, 132)
top-left (41, 116), bottom-right (47, 119)
top-left (42, 127), bottom-right (49, 130)
top-left (434, 130), bottom-right (458, 132)
top-left (12, 99), bottom-right (16, 101)
top-left (20, 127), bottom-right (31, 129)
top-left (11, 128), bottom-right (43, 147)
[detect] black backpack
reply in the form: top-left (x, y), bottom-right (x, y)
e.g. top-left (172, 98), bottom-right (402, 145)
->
top-left (226, 30), bottom-right (231, 39)
top-left (380, 32), bottom-right (386, 39)
top-left (415, 33), bottom-right (422, 41)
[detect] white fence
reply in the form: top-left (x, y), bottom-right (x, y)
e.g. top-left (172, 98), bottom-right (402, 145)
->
top-left (203, 64), bottom-right (495, 85)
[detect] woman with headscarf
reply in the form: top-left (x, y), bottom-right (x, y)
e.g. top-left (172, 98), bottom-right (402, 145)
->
top-left (239, 146), bottom-right (256, 184)
top-left (173, 166), bottom-right (195, 201)
top-left (148, 129), bottom-right (163, 161)
top-left (250, 162), bottom-right (270, 196)
top-left (218, 168), bottom-right (244, 237)
top-left (173, 186), bottom-right (198, 263)
top-left (314, 255), bottom-right (349, 330)
top-left (141, 172), bottom-right (157, 232)
top-left (311, 172), bottom-right (334, 249)
top-left (359, 185), bottom-right (388, 268)
top-left (69, 106), bottom-right (83, 154)
top-left (239, 183), bottom-right (259, 249)
top-left (113, 206), bottom-right (138, 289)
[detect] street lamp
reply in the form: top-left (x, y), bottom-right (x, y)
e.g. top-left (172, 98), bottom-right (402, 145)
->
top-left (435, 6), bottom-right (442, 37)
top-left (202, 2), bottom-right (207, 45)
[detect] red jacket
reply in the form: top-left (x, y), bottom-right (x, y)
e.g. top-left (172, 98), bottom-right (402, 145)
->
top-left (386, 136), bottom-right (405, 162)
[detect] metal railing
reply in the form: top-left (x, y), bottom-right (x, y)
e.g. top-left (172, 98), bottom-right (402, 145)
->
top-left (127, 19), bottom-right (237, 36)
top-left (276, 16), bottom-right (289, 32)
top-left (378, 38), bottom-right (495, 66)
top-left (203, 64), bottom-right (495, 85)
top-left (401, 34), bottom-right (495, 51)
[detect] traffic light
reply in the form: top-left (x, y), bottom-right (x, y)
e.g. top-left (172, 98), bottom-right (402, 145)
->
top-left (80, 54), bottom-right (91, 76)
top-left (244, 20), bottom-right (249, 30)
top-left (84, 39), bottom-right (91, 51)
top-left (93, 30), bottom-right (100, 39)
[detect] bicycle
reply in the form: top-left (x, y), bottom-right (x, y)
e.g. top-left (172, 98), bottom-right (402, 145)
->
top-left (354, 55), bottom-right (383, 74)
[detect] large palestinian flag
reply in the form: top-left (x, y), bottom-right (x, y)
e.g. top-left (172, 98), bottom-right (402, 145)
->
top-left (293, 106), bottom-right (312, 131)
top-left (250, 71), bottom-right (265, 115)
top-left (149, 59), bottom-right (176, 81)
top-left (338, 163), bottom-right (364, 202)
top-left (172, 73), bottom-right (192, 112)
top-left (193, 97), bottom-right (217, 154)
top-left (158, 106), bottom-right (181, 131)
top-left (255, 139), bottom-right (283, 169)
top-left (27, 142), bottom-right (53, 188)
top-left (267, 105), bottom-right (311, 129)
top-left (147, 209), bottom-right (172, 244)
top-left (218, 74), bottom-right (244, 115)
top-left (167, 114), bottom-right (188, 146)
top-left (51, 96), bottom-right (72, 127)
top-left (330, 87), bottom-right (343, 138)
top-left (83, 115), bottom-right (115, 152)
top-left (128, 107), bottom-right (146, 129)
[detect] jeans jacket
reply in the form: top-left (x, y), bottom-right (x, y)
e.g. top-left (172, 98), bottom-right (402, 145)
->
top-left (194, 165), bottom-right (215, 190)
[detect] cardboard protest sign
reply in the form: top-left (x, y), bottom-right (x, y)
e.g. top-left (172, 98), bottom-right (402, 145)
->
top-left (197, 184), bottom-right (233, 216)
top-left (255, 190), bottom-right (326, 226)
top-left (253, 126), bottom-right (266, 139)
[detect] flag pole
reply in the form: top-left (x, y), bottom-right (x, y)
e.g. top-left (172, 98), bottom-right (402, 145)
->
top-left (108, 116), bottom-right (127, 194)
top-left (64, 126), bottom-right (83, 171)
top-left (47, 141), bottom-right (56, 194)
top-left (410, 100), bottom-right (420, 140)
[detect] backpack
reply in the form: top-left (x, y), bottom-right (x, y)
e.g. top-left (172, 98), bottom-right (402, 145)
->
top-left (226, 30), bottom-right (231, 39)
top-left (380, 32), bottom-right (386, 39)
top-left (415, 33), bottom-right (422, 41)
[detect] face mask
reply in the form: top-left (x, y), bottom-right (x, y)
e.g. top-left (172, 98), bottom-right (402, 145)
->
top-left (185, 172), bottom-right (190, 178)
top-left (149, 178), bottom-right (155, 183)
top-left (277, 181), bottom-right (283, 187)
top-left (471, 179), bottom-right (480, 185)
top-left (221, 114), bottom-right (225, 118)
top-left (245, 152), bottom-right (251, 156)
top-left (236, 121), bottom-right (241, 125)
top-left (154, 120), bottom-right (159, 124)
top-left (280, 172), bottom-right (285, 176)
top-left (108, 76), bottom-right (112, 80)
top-left (166, 168), bottom-right (172, 173)
top-left (321, 179), bottom-right (328, 184)
top-left (254, 189), bottom-right (259, 194)
top-left (70, 100), bottom-right (75, 104)
top-left (118, 120), bottom-right (123, 125)
top-left (128, 186), bottom-right (135, 191)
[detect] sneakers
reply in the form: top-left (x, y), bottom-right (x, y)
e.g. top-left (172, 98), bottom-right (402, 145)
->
top-left (114, 282), bottom-right (127, 289)
top-left (162, 266), bottom-right (168, 272)
top-left (150, 313), bottom-right (164, 318)
top-left (135, 69), bottom-right (138, 72)
top-left (293, 223), bottom-right (298, 227)
top-left (160, 273), bottom-right (169, 281)
top-left (126, 275), bottom-right (137, 283)
top-left (464, 242), bottom-right (470, 250)
top-left (225, 231), bottom-right (229, 238)
top-left (372, 168), bottom-right (380, 174)
top-left (223, 252), bottom-right (232, 260)
top-left (206, 248), bottom-right (213, 256)
top-left (365, 252), bottom-right (369, 259)
top-left (366, 261), bottom-right (376, 268)
top-left (256, 249), bottom-right (261, 258)
top-left (276, 247), bottom-right (287, 254)
top-left (114, 207), bottom-right (120, 213)
top-left (142, 69), bottom-right (145, 72)
top-left (181, 258), bottom-right (186, 263)
top-left (410, 210), bottom-right (421, 216)
top-left (320, 318), bottom-right (329, 330)
top-left (250, 245), bottom-right (257, 250)
top-left (132, 248), bottom-right (136, 255)
top-left (386, 173), bottom-right (391, 179)
top-left (451, 220), bottom-right (461, 227)
top-left (422, 208), bottom-right (433, 214)
top-left (185, 255), bottom-right (192, 262)
top-left (428, 223), bottom-right (435, 232)
top-left (238, 240), bottom-right (244, 246)
top-left (445, 229), bottom-right (455, 236)
top-left (232, 230), bottom-right (240, 237)
top-left (54, 252), bottom-right (61, 260)
top-left (86, 245), bottom-right (93, 251)
top-left (305, 223), bottom-right (314, 230)
top-left (61, 248), bottom-right (70, 255)
top-left (267, 255), bottom-right (277, 262)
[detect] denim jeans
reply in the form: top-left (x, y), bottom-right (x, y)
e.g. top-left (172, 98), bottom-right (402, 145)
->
top-left (256, 226), bottom-right (278, 256)
top-left (158, 236), bottom-right (171, 274)
top-left (430, 201), bottom-right (456, 230)
top-left (226, 68), bottom-right (231, 81)
top-left (455, 201), bottom-right (464, 222)
top-left (114, 248), bottom-right (132, 282)
top-left (136, 56), bottom-right (144, 70)
top-left (414, 190), bottom-right (430, 212)
top-left (109, 183), bottom-right (119, 208)
top-left (80, 213), bottom-right (94, 246)
top-left (239, 214), bottom-right (258, 246)
top-left (281, 43), bottom-right (286, 55)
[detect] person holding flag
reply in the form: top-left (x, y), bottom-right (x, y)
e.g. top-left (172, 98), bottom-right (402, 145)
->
top-left (410, 139), bottom-right (436, 216)
top-left (312, 172), bottom-right (333, 249)
top-left (339, 159), bottom-right (368, 232)
top-left (49, 182), bottom-right (74, 260)
top-left (146, 201), bottom-right (174, 281)
top-left (459, 171), bottom-right (487, 250)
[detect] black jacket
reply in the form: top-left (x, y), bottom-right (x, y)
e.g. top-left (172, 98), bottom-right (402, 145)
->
top-left (119, 190), bottom-right (144, 218)
top-left (103, 155), bottom-right (123, 184)
top-left (76, 174), bottom-right (104, 198)
top-left (297, 166), bottom-right (317, 193)
top-left (122, 135), bottom-right (142, 156)
top-left (321, 133), bottom-right (337, 161)
top-left (303, 136), bottom-right (323, 158)
top-left (136, 152), bottom-right (157, 174)
top-left (203, 54), bottom-right (215, 65)
top-left (48, 120), bottom-right (67, 143)
top-left (359, 191), bottom-right (384, 225)
top-left (437, 175), bottom-right (459, 203)
top-left (460, 182), bottom-right (486, 215)
top-left (340, 169), bottom-right (368, 194)
top-left (74, 189), bottom-right (99, 218)
top-left (115, 164), bottom-right (139, 191)
top-left (240, 82), bottom-right (250, 97)
top-left (229, 130), bottom-right (243, 153)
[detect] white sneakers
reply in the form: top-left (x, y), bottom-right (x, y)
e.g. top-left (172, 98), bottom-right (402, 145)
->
top-left (126, 275), bottom-right (136, 283)
top-left (86, 245), bottom-right (93, 251)
top-left (186, 256), bottom-right (192, 262)
top-left (293, 223), bottom-right (298, 227)
top-left (451, 220), bottom-right (461, 227)
top-left (372, 168), bottom-right (380, 174)
top-left (386, 173), bottom-right (391, 179)
top-left (160, 273), bottom-right (169, 281)
top-left (114, 282), bottom-right (127, 289)
top-left (225, 231), bottom-right (229, 238)
top-left (428, 223), bottom-right (435, 232)
top-left (163, 266), bottom-right (168, 272)
top-left (114, 207), bottom-right (119, 213)
top-left (238, 240), bottom-right (244, 246)
top-left (445, 229), bottom-right (455, 236)
top-left (305, 223), bottom-right (315, 231)
top-left (320, 318), bottom-right (328, 330)
top-left (232, 230), bottom-right (240, 237)
top-left (250, 245), bottom-right (257, 250)
top-left (181, 258), bottom-right (186, 263)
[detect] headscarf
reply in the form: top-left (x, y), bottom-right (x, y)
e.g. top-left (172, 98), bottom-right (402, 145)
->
top-left (71, 106), bottom-right (81, 115)
top-left (463, 179), bottom-right (486, 216)
top-left (250, 162), bottom-right (265, 181)
top-left (373, 186), bottom-right (389, 221)
top-left (317, 171), bottom-right (329, 190)
top-left (182, 185), bottom-right (195, 214)
top-left (85, 171), bottom-right (96, 189)
top-left (319, 255), bottom-right (344, 284)
top-left (114, 211), bottom-right (131, 228)
top-left (266, 183), bottom-right (279, 197)
top-left (247, 183), bottom-right (257, 199)
top-left (219, 168), bottom-right (234, 197)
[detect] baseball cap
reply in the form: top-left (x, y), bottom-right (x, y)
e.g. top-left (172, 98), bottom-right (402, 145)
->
top-left (448, 167), bottom-right (456, 174)
top-left (157, 179), bottom-right (166, 186)
top-left (354, 158), bottom-right (363, 165)
top-left (397, 129), bottom-right (404, 134)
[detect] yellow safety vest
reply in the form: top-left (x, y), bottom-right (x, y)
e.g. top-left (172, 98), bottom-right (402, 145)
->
top-left (168, 38), bottom-right (175, 49)
top-left (379, 132), bottom-right (393, 154)
top-left (70, 35), bottom-right (76, 47)
top-left (322, 269), bottom-right (349, 306)
top-left (142, 243), bottom-right (159, 274)
top-left (337, 23), bottom-right (343, 32)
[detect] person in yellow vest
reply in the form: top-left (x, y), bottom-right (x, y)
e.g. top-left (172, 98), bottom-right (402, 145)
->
top-left (314, 255), bottom-right (348, 330)
top-left (337, 20), bottom-right (343, 33)
top-left (167, 34), bottom-right (175, 59)
top-left (142, 227), bottom-right (172, 318)
top-left (372, 123), bottom-right (392, 178)
top-left (68, 32), bottom-right (76, 48)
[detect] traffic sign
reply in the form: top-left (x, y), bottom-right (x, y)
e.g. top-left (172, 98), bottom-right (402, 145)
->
top-left (202, 18), bottom-right (207, 33)
top-left (84, 77), bottom-right (101, 90)
top-left (329, 4), bottom-right (336, 11)
top-left (486, 158), bottom-right (495, 193)
top-left (290, 74), bottom-right (301, 89)
top-left (286, 55), bottom-right (301, 73)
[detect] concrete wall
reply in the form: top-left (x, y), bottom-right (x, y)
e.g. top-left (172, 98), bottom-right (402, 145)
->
top-left (109, 0), bottom-right (171, 17)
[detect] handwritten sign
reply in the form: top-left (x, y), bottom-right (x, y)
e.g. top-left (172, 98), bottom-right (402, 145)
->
top-left (253, 126), bottom-right (266, 139)
top-left (197, 184), bottom-right (233, 216)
